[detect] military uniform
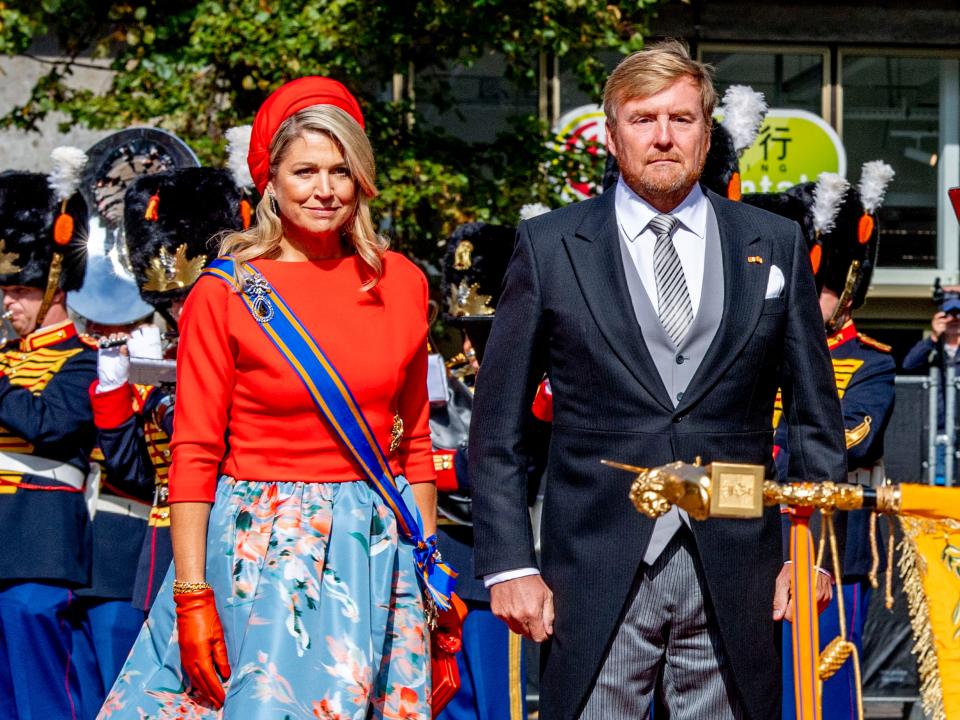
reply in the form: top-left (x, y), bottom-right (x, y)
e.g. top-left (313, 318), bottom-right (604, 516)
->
top-left (82, 381), bottom-right (167, 696)
top-left (101, 164), bottom-right (250, 618)
top-left (0, 320), bottom-right (98, 585)
top-left (68, 130), bottom-right (203, 704)
top-left (76, 162), bottom-right (250, 684)
top-left (0, 164), bottom-right (101, 719)
top-left (777, 322), bottom-right (895, 720)
top-left (769, 162), bottom-right (897, 720)
top-left (435, 447), bottom-right (529, 720)
top-left (91, 382), bottom-right (173, 611)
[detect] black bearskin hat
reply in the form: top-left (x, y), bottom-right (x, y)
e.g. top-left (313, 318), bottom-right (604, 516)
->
top-left (69, 128), bottom-right (201, 324)
top-left (741, 162), bottom-right (894, 315)
top-left (125, 167), bottom-right (248, 310)
top-left (700, 124), bottom-right (740, 199)
top-left (817, 187), bottom-right (878, 311)
top-left (742, 182), bottom-right (819, 266)
top-left (0, 171), bottom-right (88, 292)
top-left (441, 222), bottom-right (516, 360)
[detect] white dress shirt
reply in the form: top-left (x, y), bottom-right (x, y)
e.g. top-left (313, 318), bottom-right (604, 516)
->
top-left (615, 176), bottom-right (708, 318)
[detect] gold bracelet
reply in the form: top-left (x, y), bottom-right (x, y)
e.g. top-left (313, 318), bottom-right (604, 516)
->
top-left (172, 580), bottom-right (212, 595)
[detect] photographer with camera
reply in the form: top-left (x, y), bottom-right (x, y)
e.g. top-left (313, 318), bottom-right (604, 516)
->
top-left (902, 286), bottom-right (960, 484)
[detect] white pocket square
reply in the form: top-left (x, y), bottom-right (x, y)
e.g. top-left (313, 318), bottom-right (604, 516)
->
top-left (765, 265), bottom-right (785, 299)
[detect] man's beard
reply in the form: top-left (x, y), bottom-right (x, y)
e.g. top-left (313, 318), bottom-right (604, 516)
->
top-left (621, 153), bottom-right (707, 210)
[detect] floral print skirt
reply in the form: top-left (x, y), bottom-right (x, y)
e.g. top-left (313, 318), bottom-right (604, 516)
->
top-left (98, 476), bottom-right (430, 720)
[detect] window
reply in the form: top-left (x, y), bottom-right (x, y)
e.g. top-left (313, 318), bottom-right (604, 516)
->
top-left (841, 55), bottom-right (950, 270)
top-left (700, 47), bottom-right (827, 118)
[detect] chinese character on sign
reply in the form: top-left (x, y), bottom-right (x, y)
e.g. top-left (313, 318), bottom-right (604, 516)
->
top-left (758, 125), bottom-right (792, 162)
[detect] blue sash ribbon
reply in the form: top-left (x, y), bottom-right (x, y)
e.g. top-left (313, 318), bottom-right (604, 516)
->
top-left (203, 257), bottom-right (456, 610)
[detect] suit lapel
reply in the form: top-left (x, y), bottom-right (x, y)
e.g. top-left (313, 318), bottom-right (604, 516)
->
top-left (678, 191), bottom-right (769, 412)
top-left (562, 191), bottom-right (674, 412)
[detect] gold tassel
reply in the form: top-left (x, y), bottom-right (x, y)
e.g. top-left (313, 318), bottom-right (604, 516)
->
top-left (869, 511), bottom-right (880, 590)
top-left (885, 515), bottom-right (895, 610)
top-left (819, 637), bottom-right (854, 680)
top-left (824, 511), bottom-right (866, 720)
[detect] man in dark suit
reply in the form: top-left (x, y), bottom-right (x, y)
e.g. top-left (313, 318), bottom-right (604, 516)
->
top-left (469, 41), bottom-right (846, 720)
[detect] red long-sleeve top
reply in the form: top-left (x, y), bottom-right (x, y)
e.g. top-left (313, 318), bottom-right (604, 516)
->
top-left (168, 252), bottom-right (436, 503)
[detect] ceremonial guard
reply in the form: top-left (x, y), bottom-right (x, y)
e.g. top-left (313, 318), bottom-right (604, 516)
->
top-left (68, 129), bottom-right (201, 704)
top-left (772, 162), bottom-right (897, 719)
top-left (92, 157), bottom-right (252, 620)
top-left (0, 149), bottom-right (100, 719)
top-left (437, 220), bottom-right (536, 720)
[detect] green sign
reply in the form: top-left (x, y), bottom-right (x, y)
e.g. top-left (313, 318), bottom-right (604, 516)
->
top-left (739, 109), bottom-right (846, 194)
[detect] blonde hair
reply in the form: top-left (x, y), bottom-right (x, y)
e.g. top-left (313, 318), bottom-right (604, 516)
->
top-left (603, 40), bottom-right (717, 126)
top-left (219, 105), bottom-right (388, 289)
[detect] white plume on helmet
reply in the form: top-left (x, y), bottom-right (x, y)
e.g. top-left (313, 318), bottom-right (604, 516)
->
top-left (225, 125), bottom-right (254, 190)
top-left (858, 161), bottom-right (895, 215)
top-left (811, 172), bottom-right (850, 235)
top-left (519, 203), bottom-right (551, 220)
top-left (48, 146), bottom-right (88, 202)
top-left (718, 85), bottom-right (768, 154)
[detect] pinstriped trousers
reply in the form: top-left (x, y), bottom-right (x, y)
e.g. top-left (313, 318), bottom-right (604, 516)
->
top-left (580, 527), bottom-right (746, 720)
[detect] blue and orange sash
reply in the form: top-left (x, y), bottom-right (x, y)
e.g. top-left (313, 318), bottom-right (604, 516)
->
top-left (203, 257), bottom-right (456, 611)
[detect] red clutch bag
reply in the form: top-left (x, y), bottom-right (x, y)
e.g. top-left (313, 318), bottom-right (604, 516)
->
top-left (431, 592), bottom-right (468, 716)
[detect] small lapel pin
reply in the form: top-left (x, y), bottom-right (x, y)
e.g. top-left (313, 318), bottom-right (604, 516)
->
top-left (747, 256), bottom-right (764, 264)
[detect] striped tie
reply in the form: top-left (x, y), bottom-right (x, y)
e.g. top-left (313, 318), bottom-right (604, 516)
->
top-left (649, 213), bottom-right (692, 348)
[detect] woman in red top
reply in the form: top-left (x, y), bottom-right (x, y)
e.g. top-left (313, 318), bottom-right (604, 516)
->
top-left (99, 78), bottom-right (437, 719)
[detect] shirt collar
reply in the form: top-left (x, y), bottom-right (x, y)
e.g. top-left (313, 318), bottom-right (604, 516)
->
top-left (20, 319), bottom-right (77, 352)
top-left (614, 177), bottom-right (709, 242)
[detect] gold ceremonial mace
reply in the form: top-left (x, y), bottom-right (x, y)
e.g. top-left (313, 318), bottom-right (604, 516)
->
top-left (602, 459), bottom-right (908, 720)
top-left (601, 458), bottom-right (903, 520)
top-left (606, 458), bottom-right (960, 720)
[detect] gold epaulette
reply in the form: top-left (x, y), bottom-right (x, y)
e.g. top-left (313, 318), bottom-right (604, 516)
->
top-left (857, 333), bottom-right (892, 353)
top-left (79, 334), bottom-right (100, 350)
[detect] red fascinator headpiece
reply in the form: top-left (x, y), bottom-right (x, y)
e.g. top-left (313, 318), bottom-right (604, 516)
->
top-left (247, 76), bottom-right (365, 194)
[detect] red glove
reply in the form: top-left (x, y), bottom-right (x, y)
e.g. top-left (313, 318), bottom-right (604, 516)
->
top-left (174, 588), bottom-right (231, 708)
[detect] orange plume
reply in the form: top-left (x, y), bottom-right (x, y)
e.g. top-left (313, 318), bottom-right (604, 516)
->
top-left (145, 193), bottom-right (160, 222)
top-left (857, 214), bottom-right (874, 245)
top-left (809, 244), bottom-right (822, 275)
top-left (727, 172), bottom-right (742, 201)
top-left (240, 198), bottom-right (252, 230)
top-left (53, 213), bottom-right (74, 246)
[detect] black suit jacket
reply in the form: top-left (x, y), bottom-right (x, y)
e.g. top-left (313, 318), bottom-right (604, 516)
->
top-left (469, 186), bottom-right (846, 720)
